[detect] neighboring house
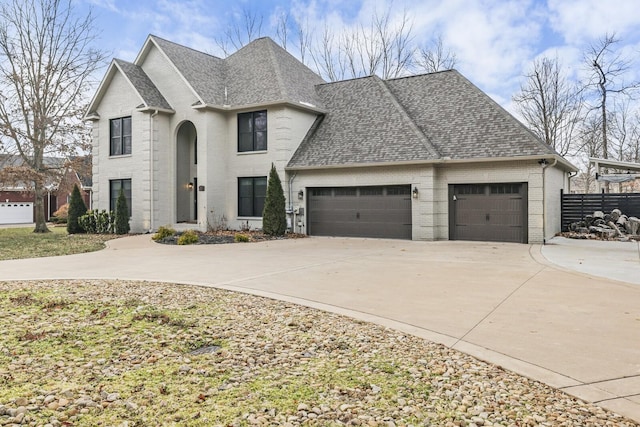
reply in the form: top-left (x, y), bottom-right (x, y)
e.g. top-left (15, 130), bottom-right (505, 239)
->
top-left (85, 35), bottom-right (576, 243)
top-left (0, 155), bottom-right (92, 225)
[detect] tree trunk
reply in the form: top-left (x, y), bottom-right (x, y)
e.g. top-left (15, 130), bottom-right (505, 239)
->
top-left (33, 182), bottom-right (50, 233)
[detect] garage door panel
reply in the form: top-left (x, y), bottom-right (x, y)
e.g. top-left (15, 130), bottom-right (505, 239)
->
top-left (309, 186), bottom-right (411, 240)
top-left (451, 184), bottom-right (527, 243)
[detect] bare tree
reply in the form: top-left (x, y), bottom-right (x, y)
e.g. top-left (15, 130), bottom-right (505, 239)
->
top-left (513, 56), bottom-right (583, 156)
top-left (275, 11), bottom-right (290, 51)
top-left (416, 34), bottom-right (457, 73)
top-left (574, 116), bottom-right (604, 192)
top-left (582, 33), bottom-right (640, 161)
top-left (215, 7), bottom-right (264, 56)
top-left (309, 7), bottom-right (415, 81)
top-left (0, 0), bottom-right (106, 232)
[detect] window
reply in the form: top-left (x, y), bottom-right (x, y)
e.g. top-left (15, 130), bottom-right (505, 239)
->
top-left (238, 177), bottom-right (267, 217)
top-left (490, 184), bottom-right (521, 194)
top-left (110, 117), bottom-right (132, 156)
top-left (360, 187), bottom-right (383, 196)
top-left (238, 111), bottom-right (267, 152)
top-left (386, 185), bottom-right (411, 195)
top-left (110, 179), bottom-right (132, 216)
top-left (335, 187), bottom-right (357, 197)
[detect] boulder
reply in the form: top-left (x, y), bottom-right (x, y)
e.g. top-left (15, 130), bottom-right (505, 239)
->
top-left (628, 217), bottom-right (640, 235)
top-left (610, 209), bottom-right (622, 221)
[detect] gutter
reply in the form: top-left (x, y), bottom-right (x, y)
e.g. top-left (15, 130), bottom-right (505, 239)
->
top-left (286, 154), bottom-right (576, 172)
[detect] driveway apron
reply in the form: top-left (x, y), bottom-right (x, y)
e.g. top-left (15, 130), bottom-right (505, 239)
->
top-left (1, 235), bottom-right (639, 422)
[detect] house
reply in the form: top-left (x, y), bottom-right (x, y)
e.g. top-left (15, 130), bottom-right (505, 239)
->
top-left (85, 35), bottom-right (576, 243)
top-left (0, 155), bottom-right (92, 225)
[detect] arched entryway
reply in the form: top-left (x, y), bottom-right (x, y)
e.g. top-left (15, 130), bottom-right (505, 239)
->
top-left (176, 121), bottom-right (197, 222)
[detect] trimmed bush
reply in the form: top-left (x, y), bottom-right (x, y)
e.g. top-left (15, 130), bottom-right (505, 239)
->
top-left (177, 230), bottom-right (199, 245)
top-left (79, 210), bottom-right (115, 234)
top-left (67, 185), bottom-right (87, 234)
top-left (262, 164), bottom-right (287, 236)
top-left (152, 226), bottom-right (176, 241)
top-left (234, 233), bottom-right (250, 243)
top-left (114, 188), bottom-right (130, 235)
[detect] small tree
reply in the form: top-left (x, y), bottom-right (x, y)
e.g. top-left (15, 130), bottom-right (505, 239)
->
top-left (67, 184), bottom-right (87, 234)
top-left (114, 188), bottom-right (130, 235)
top-left (262, 164), bottom-right (286, 236)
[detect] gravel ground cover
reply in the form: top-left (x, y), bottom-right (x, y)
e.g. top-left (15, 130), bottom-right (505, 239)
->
top-left (0, 279), bottom-right (637, 427)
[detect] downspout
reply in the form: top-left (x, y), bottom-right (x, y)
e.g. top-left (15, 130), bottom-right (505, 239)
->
top-left (149, 110), bottom-right (159, 232)
top-left (541, 158), bottom-right (558, 245)
top-left (288, 173), bottom-right (297, 232)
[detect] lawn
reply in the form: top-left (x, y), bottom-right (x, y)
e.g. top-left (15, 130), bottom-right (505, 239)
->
top-left (0, 227), bottom-right (116, 260)
top-left (1, 280), bottom-right (633, 427)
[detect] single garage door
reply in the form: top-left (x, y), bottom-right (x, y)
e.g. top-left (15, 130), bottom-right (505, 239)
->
top-left (449, 183), bottom-right (527, 243)
top-left (309, 185), bottom-right (412, 239)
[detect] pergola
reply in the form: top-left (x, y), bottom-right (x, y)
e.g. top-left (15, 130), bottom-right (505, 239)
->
top-left (589, 157), bottom-right (640, 192)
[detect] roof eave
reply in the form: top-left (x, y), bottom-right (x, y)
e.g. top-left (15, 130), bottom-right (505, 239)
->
top-left (136, 106), bottom-right (176, 114)
top-left (192, 100), bottom-right (325, 114)
top-left (286, 154), bottom-right (578, 172)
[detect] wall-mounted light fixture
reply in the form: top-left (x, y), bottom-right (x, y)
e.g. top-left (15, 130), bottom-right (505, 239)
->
top-left (187, 182), bottom-right (194, 191)
top-left (412, 186), bottom-right (419, 199)
top-left (298, 189), bottom-right (304, 200)
top-left (538, 159), bottom-right (548, 166)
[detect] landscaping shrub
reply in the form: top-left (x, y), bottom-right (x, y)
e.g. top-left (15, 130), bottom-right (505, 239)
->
top-left (79, 210), bottom-right (115, 234)
top-left (262, 164), bottom-right (286, 236)
top-left (234, 233), bottom-right (250, 243)
top-left (52, 204), bottom-right (69, 222)
top-left (177, 230), bottom-right (199, 245)
top-left (153, 225), bottom-right (176, 241)
top-left (67, 185), bottom-right (87, 234)
top-left (114, 188), bottom-right (130, 235)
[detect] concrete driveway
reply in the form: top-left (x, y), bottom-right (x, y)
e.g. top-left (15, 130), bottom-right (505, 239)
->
top-left (0, 235), bottom-right (639, 422)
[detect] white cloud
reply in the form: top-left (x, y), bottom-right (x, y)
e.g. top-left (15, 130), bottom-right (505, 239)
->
top-left (547, 0), bottom-right (640, 45)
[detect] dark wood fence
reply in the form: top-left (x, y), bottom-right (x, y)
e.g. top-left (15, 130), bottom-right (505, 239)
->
top-left (561, 190), bottom-right (640, 230)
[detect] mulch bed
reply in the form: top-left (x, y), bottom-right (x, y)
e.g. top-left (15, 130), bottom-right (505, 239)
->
top-left (155, 230), bottom-right (307, 245)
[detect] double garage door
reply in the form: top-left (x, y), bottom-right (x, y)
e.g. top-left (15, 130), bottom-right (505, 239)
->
top-left (307, 183), bottom-right (527, 243)
top-left (449, 183), bottom-right (528, 243)
top-left (308, 185), bottom-right (412, 239)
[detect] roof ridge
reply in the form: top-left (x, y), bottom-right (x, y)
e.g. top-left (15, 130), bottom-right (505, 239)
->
top-left (375, 77), bottom-right (441, 158)
top-left (149, 34), bottom-right (223, 60)
top-left (264, 39), bottom-right (287, 100)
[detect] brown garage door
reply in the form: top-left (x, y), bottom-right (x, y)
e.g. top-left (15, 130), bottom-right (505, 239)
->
top-left (449, 183), bottom-right (528, 243)
top-left (308, 185), bottom-right (412, 239)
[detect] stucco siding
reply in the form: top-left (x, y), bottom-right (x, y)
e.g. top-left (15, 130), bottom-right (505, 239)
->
top-left (92, 71), bottom-right (149, 232)
top-left (222, 106), bottom-right (319, 230)
top-left (544, 165), bottom-right (566, 241)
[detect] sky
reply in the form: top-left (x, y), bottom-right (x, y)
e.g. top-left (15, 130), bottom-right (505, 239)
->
top-left (80, 0), bottom-right (640, 113)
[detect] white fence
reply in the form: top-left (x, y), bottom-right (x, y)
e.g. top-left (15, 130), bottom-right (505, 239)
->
top-left (0, 202), bottom-right (33, 224)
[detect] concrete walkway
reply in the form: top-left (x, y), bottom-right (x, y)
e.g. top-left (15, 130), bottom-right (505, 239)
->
top-left (1, 235), bottom-right (639, 422)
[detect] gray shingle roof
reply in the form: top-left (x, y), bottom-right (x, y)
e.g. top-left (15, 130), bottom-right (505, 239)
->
top-left (287, 76), bottom-right (439, 168)
top-left (385, 70), bottom-right (559, 159)
top-left (150, 36), bottom-right (226, 106)
top-left (114, 59), bottom-right (172, 110)
top-left (288, 70), bottom-right (560, 168)
top-left (149, 36), bottom-right (324, 109)
top-left (225, 37), bottom-right (325, 107)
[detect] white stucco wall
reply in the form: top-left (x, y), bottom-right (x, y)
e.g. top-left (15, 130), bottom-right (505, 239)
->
top-left (291, 159), bottom-right (568, 243)
top-left (91, 71), bottom-right (150, 232)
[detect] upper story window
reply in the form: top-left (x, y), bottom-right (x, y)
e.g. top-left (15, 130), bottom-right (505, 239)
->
top-left (110, 116), bottom-right (132, 156)
top-left (238, 110), bottom-right (267, 152)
